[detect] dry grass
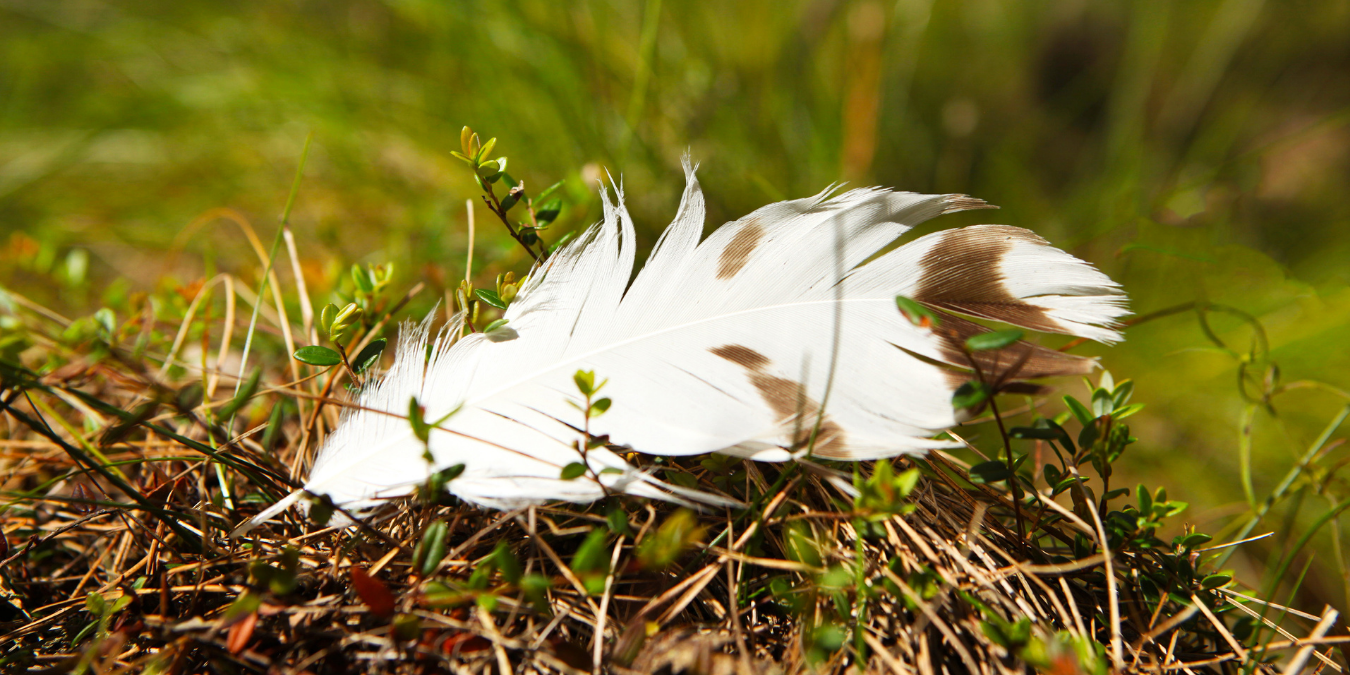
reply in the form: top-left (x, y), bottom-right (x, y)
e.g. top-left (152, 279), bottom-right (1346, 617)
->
top-left (1, 331), bottom-right (1344, 674)
top-left (0, 210), bottom-right (1345, 674)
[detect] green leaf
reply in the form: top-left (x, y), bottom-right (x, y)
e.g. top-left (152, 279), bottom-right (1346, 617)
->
top-left (319, 303), bottom-right (338, 332)
top-left (1063, 396), bottom-right (1095, 426)
top-left (980, 621), bottom-right (1009, 648)
top-left (535, 198), bottom-right (562, 224)
top-left (520, 574), bottom-right (552, 615)
top-left (968, 460), bottom-right (1013, 485)
top-left (1044, 418), bottom-right (1076, 452)
top-left (499, 192), bottom-right (519, 212)
top-left (308, 494), bottom-right (335, 526)
top-left (811, 623), bottom-right (847, 652)
top-left (548, 231), bottom-right (576, 254)
top-left (964, 329), bottom-right (1023, 352)
top-left (573, 370), bottom-right (595, 396)
top-left (1101, 488), bottom-right (1129, 501)
top-left (93, 307), bottom-right (116, 340)
top-left (293, 346), bottom-right (342, 366)
top-left (637, 509), bottom-right (705, 570)
top-left (476, 593), bottom-right (499, 613)
top-left (486, 162), bottom-right (507, 183)
top-left (784, 525), bottom-right (823, 568)
top-left (560, 462), bottom-right (587, 480)
top-left (1097, 370), bottom-right (1115, 392)
top-left (224, 591), bottom-right (262, 623)
top-left (1091, 387), bottom-right (1114, 417)
top-left (1137, 484), bottom-right (1153, 513)
top-left (475, 137), bottom-right (497, 163)
top-left (1178, 533), bottom-right (1212, 549)
top-left (1077, 421), bottom-right (1100, 449)
top-left (352, 338), bottom-right (387, 374)
top-left (894, 296), bottom-right (939, 327)
top-left (570, 528), bottom-right (610, 576)
top-left (1200, 573), bottom-right (1232, 589)
top-left (219, 368), bottom-right (262, 419)
top-left (351, 264), bottom-right (374, 293)
top-left (1112, 380), bottom-right (1134, 407)
top-left (536, 180), bottom-right (565, 203)
top-left (333, 302), bottom-right (362, 327)
top-left (413, 520), bottom-right (449, 576)
top-left (590, 397), bottom-right (611, 416)
top-left (894, 468), bottom-right (920, 497)
top-left (1113, 402), bottom-right (1145, 420)
top-left (492, 541), bottom-right (522, 584)
top-left (420, 463), bottom-right (463, 504)
top-left (329, 303), bottom-right (364, 342)
top-left (475, 288), bottom-right (507, 309)
top-left (85, 592), bottom-right (107, 616)
top-left (436, 463), bottom-right (465, 482)
top-left (1009, 426), bottom-right (1060, 440)
top-left (666, 470), bottom-right (699, 489)
top-left (1044, 464), bottom-right (1061, 485)
top-left (606, 509), bottom-right (632, 536)
top-left (951, 381), bottom-right (991, 409)
top-left (483, 318), bottom-right (510, 334)
top-left (467, 565), bottom-right (492, 591)
top-left (110, 594), bottom-right (133, 614)
top-left (409, 396), bottom-right (429, 443)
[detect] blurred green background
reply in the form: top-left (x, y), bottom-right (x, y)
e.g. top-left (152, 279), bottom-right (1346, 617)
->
top-left (3, 0), bottom-right (1349, 609)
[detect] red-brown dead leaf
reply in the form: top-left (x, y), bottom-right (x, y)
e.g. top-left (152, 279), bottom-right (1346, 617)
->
top-left (350, 565), bottom-right (396, 618)
top-left (226, 611), bottom-right (257, 655)
top-left (441, 631), bottom-right (491, 654)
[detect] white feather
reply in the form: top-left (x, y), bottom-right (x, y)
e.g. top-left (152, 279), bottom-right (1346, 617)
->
top-left (234, 160), bottom-right (1127, 536)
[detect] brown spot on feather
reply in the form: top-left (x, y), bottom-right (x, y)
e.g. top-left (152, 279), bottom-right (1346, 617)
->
top-left (711, 343), bottom-right (847, 456)
top-left (710, 344), bottom-right (771, 371)
top-left (941, 195), bottom-right (1000, 214)
top-left (715, 219), bottom-right (765, 279)
top-left (942, 368), bottom-right (972, 392)
top-left (914, 225), bottom-right (1063, 333)
top-left (749, 373), bottom-right (848, 457)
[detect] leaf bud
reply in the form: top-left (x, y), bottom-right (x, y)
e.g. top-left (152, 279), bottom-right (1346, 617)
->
top-left (319, 303), bottom-right (339, 332)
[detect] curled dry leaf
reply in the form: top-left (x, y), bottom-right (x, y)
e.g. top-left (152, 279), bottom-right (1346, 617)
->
top-left (350, 565), bottom-right (396, 618)
top-left (226, 610), bottom-right (257, 655)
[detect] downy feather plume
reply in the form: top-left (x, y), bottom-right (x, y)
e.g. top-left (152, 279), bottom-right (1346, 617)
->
top-left (236, 160), bottom-right (1128, 535)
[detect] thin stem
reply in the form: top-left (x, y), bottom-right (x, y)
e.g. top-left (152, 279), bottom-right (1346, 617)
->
top-left (1214, 404), bottom-right (1350, 568)
top-left (986, 392), bottom-right (1025, 541)
top-left (334, 342), bottom-right (361, 388)
top-left (963, 345), bottom-right (1025, 542)
top-left (233, 132), bottom-right (312, 425)
top-left (575, 389), bottom-right (610, 497)
top-left (465, 199), bottom-right (475, 283)
top-left (481, 184), bottom-right (543, 263)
